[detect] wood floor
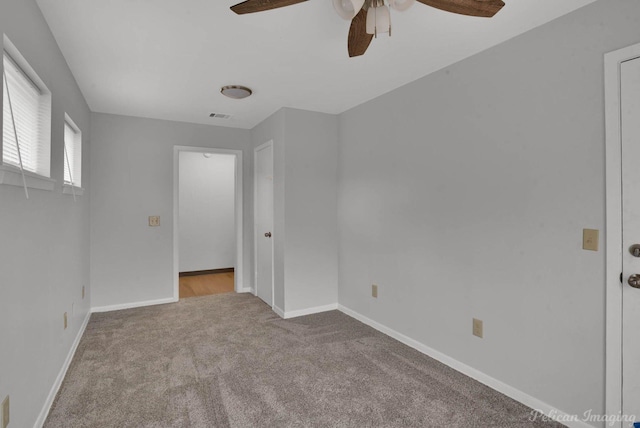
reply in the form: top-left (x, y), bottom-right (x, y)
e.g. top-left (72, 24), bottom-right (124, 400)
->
top-left (179, 272), bottom-right (234, 299)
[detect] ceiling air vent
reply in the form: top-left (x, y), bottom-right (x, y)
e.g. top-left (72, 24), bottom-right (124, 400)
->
top-left (209, 113), bottom-right (232, 119)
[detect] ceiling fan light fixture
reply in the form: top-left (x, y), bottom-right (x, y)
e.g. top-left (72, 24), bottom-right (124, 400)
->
top-left (389, 0), bottom-right (415, 11)
top-left (221, 85), bottom-right (252, 99)
top-left (333, 0), bottom-right (365, 20)
top-left (366, 5), bottom-right (391, 36)
top-left (229, 0), bottom-right (505, 59)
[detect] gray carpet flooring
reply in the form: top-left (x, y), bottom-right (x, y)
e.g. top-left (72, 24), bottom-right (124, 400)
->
top-left (45, 293), bottom-right (564, 427)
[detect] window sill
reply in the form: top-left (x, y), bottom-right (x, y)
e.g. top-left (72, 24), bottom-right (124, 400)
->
top-left (63, 184), bottom-right (84, 196)
top-left (0, 165), bottom-right (55, 191)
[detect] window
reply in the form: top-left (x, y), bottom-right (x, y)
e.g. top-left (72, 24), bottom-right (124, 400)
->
top-left (63, 116), bottom-right (82, 189)
top-left (1, 37), bottom-right (52, 191)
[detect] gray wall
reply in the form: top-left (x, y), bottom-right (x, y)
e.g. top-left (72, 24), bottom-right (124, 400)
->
top-left (0, 0), bottom-right (92, 426)
top-left (90, 113), bottom-right (252, 308)
top-left (251, 108), bottom-right (339, 313)
top-left (337, 0), bottom-right (640, 420)
top-left (178, 152), bottom-right (236, 272)
top-left (283, 109), bottom-right (339, 312)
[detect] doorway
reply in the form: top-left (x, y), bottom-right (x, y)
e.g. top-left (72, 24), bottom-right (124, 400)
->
top-left (254, 141), bottom-right (274, 307)
top-left (173, 146), bottom-right (244, 300)
top-left (605, 43), bottom-right (640, 426)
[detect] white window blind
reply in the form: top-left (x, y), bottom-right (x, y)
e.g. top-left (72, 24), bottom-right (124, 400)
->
top-left (63, 120), bottom-right (82, 187)
top-left (2, 51), bottom-right (50, 177)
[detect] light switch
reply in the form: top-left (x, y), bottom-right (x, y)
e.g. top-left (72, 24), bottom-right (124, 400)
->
top-left (583, 229), bottom-right (599, 251)
top-left (473, 318), bottom-right (483, 338)
top-left (372, 284), bottom-right (378, 298)
top-left (149, 216), bottom-right (160, 227)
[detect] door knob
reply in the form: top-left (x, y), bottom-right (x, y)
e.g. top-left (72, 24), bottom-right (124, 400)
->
top-left (628, 274), bottom-right (640, 289)
top-left (630, 244), bottom-right (640, 257)
top-left (264, 232), bottom-right (272, 238)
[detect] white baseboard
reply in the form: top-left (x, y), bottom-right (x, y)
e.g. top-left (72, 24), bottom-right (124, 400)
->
top-left (283, 303), bottom-right (338, 319)
top-left (238, 287), bottom-right (254, 293)
top-left (273, 305), bottom-right (286, 318)
top-left (337, 305), bottom-right (594, 428)
top-left (271, 303), bottom-right (338, 319)
top-left (34, 310), bottom-right (91, 428)
top-left (91, 297), bottom-right (178, 313)
top-left (272, 303), bottom-right (339, 319)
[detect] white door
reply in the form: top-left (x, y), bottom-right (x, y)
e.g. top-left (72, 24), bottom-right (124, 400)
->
top-left (255, 143), bottom-right (274, 306)
top-left (621, 56), bottom-right (640, 426)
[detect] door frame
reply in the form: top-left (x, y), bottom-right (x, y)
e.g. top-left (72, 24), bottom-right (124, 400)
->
top-left (253, 140), bottom-right (275, 307)
top-left (173, 145), bottom-right (244, 299)
top-left (604, 42), bottom-right (640, 425)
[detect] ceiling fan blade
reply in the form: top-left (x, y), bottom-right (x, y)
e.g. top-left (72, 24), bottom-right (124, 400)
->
top-left (348, 8), bottom-right (373, 58)
top-left (230, 0), bottom-right (308, 15)
top-left (417, 0), bottom-right (505, 17)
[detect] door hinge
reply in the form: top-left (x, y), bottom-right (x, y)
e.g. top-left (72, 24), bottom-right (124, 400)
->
top-left (621, 272), bottom-right (623, 283)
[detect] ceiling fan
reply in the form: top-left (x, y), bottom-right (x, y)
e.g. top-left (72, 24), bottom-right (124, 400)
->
top-left (230, 0), bottom-right (505, 57)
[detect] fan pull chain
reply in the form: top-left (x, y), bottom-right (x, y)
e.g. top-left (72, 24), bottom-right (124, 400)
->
top-left (374, 6), bottom-right (378, 38)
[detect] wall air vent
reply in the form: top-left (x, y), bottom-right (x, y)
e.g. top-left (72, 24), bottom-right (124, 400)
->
top-left (209, 113), bottom-right (232, 119)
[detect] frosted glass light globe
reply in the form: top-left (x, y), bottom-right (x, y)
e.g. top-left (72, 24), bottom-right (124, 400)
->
top-left (389, 0), bottom-right (415, 12)
top-left (366, 5), bottom-right (391, 35)
top-left (333, 0), bottom-right (365, 20)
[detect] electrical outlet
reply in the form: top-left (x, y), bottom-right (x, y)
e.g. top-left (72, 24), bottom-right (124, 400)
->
top-left (473, 318), bottom-right (483, 338)
top-left (64, 312), bottom-right (68, 330)
top-left (372, 284), bottom-right (378, 298)
top-left (583, 229), bottom-right (599, 251)
top-left (2, 395), bottom-right (9, 428)
top-left (148, 216), bottom-right (160, 227)
top-left (82, 285), bottom-right (85, 299)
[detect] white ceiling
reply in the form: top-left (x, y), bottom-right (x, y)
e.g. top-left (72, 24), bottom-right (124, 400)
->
top-left (36, 0), bottom-right (596, 129)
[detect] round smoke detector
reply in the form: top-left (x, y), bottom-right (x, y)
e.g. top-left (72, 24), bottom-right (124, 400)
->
top-left (221, 85), bottom-right (252, 99)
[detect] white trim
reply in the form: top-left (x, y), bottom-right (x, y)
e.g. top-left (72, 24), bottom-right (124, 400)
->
top-left (34, 310), bottom-right (91, 428)
top-left (173, 146), bottom-right (244, 299)
top-left (0, 165), bottom-right (55, 191)
top-left (253, 140), bottom-right (275, 307)
top-left (62, 185), bottom-right (84, 196)
top-left (273, 306), bottom-right (286, 318)
top-left (91, 297), bottom-right (177, 313)
top-left (282, 303), bottom-right (338, 319)
top-left (338, 305), bottom-right (593, 428)
top-left (238, 287), bottom-right (254, 293)
top-left (604, 42), bottom-right (640, 428)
